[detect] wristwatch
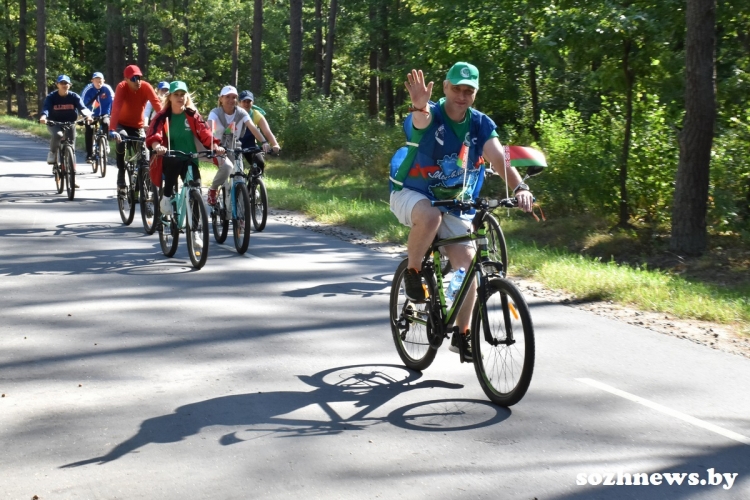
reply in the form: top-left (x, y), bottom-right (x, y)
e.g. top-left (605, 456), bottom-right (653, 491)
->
top-left (513, 182), bottom-right (530, 194)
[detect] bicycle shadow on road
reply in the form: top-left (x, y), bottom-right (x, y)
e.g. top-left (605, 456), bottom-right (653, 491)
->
top-left (282, 273), bottom-right (392, 298)
top-left (60, 364), bottom-right (511, 468)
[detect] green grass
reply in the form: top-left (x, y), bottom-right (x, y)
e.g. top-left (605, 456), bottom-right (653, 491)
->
top-left (256, 156), bottom-right (750, 334)
top-left (0, 114), bottom-right (93, 152)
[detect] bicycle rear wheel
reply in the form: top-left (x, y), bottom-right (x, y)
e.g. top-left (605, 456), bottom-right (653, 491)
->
top-left (97, 136), bottom-right (107, 178)
top-left (390, 258), bottom-right (437, 371)
top-left (233, 183), bottom-right (252, 254)
top-left (471, 278), bottom-right (535, 407)
top-left (118, 166), bottom-right (136, 225)
top-left (54, 164), bottom-right (64, 194)
top-left (485, 214), bottom-right (509, 276)
top-left (186, 189), bottom-right (209, 269)
top-left (211, 185), bottom-right (229, 243)
top-left (139, 165), bottom-right (157, 235)
top-left (251, 177), bottom-right (268, 231)
top-left (64, 146), bottom-right (76, 200)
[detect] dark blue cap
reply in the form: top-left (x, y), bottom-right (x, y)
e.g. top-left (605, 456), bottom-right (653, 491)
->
top-left (57, 75), bottom-right (71, 84)
top-left (92, 72), bottom-right (104, 79)
top-left (239, 90), bottom-right (254, 101)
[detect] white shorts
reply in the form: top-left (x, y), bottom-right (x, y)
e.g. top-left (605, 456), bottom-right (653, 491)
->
top-left (390, 188), bottom-right (472, 246)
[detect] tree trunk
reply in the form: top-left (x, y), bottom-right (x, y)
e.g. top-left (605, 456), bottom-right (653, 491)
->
top-left (314, 0), bottom-right (323, 90)
top-left (35, 0), bottom-right (48, 112)
top-left (161, 0), bottom-right (173, 74)
top-left (138, 17), bottom-right (149, 76)
top-left (288, 0), bottom-right (303, 103)
top-left (4, 0), bottom-right (13, 114)
top-left (670, 0), bottom-right (717, 255)
top-left (106, 2), bottom-right (125, 82)
top-left (381, 0), bottom-right (393, 125)
top-left (15, 0), bottom-right (28, 118)
top-left (618, 38), bottom-right (635, 228)
top-left (106, 2), bottom-right (114, 82)
top-left (322, 0), bottom-right (338, 97)
top-left (368, 4), bottom-right (379, 118)
top-left (182, 0), bottom-right (189, 57)
top-left (231, 24), bottom-right (239, 88)
top-left (524, 33), bottom-right (540, 143)
top-left (251, 0), bottom-right (263, 95)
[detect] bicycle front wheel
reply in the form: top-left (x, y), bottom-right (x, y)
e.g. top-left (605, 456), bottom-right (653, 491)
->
top-left (472, 278), bottom-right (535, 407)
top-left (64, 146), bottom-right (76, 200)
top-left (158, 200), bottom-right (179, 258)
top-left (97, 137), bottom-right (107, 178)
top-left (485, 214), bottom-right (509, 276)
top-left (54, 164), bottom-right (64, 194)
top-left (233, 183), bottom-right (252, 254)
top-left (118, 167), bottom-right (136, 225)
top-left (186, 189), bottom-right (209, 269)
top-left (390, 259), bottom-right (437, 371)
top-left (251, 177), bottom-right (268, 231)
top-left (139, 166), bottom-right (157, 235)
top-left (211, 186), bottom-right (229, 244)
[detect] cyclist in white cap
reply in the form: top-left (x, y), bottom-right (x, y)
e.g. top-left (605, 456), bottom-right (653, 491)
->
top-left (205, 85), bottom-right (267, 206)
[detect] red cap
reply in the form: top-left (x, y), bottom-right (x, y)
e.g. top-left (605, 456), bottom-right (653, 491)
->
top-left (123, 65), bottom-right (143, 79)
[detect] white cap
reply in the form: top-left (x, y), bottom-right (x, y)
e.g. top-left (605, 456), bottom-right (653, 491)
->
top-left (219, 85), bottom-right (238, 97)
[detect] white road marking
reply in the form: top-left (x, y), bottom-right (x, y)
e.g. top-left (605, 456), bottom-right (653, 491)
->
top-left (1, 155), bottom-right (15, 161)
top-left (577, 378), bottom-right (750, 446)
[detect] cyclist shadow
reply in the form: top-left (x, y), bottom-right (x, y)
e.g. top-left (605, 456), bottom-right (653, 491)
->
top-left (282, 273), bottom-right (392, 298)
top-left (60, 364), bottom-right (510, 468)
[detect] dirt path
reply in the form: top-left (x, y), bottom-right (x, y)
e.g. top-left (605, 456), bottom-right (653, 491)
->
top-left (272, 209), bottom-right (750, 360)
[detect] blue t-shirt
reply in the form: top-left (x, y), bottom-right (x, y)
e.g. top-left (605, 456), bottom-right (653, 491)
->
top-left (41, 91), bottom-right (89, 122)
top-left (395, 100), bottom-right (497, 212)
top-left (80, 83), bottom-right (115, 116)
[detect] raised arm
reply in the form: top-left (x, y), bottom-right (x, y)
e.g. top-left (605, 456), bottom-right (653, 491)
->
top-left (405, 69), bottom-right (434, 130)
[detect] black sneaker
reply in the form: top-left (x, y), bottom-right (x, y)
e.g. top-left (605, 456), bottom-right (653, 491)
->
top-left (449, 329), bottom-right (473, 363)
top-left (403, 268), bottom-right (428, 303)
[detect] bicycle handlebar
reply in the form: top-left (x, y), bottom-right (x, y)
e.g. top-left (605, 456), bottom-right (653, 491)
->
top-left (44, 120), bottom-right (77, 127)
top-left (431, 197), bottom-right (526, 210)
top-left (162, 149), bottom-right (221, 159)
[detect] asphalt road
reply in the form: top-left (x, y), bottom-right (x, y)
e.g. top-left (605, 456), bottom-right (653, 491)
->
top-left (1, 129), bottom-right (749, 499)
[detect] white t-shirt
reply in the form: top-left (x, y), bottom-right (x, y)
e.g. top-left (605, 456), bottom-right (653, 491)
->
top-left (207, 109), bottom-right (251, 144)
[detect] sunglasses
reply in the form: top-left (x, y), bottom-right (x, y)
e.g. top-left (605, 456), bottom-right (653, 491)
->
top-left (130, 76), bottom-right (141, 82)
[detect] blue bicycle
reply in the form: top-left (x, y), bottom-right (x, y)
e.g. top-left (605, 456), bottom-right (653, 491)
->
top-left (210, 146), bottom-right (262, 254)
top-left (154, 150), bottom-right (217, 270)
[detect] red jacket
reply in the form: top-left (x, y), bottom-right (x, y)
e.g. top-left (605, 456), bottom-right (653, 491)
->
top-left (146, 107), bottom-right (219, 185)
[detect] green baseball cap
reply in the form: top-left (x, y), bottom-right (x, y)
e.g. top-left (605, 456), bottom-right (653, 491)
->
top-left (446, 62), bottom-right (479, 89)
top-left (169, 80), bottom-right (189, 94)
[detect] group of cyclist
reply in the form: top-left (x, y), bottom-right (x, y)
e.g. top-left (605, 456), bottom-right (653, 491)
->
top-left (38, 64), bottom-right (281, 213)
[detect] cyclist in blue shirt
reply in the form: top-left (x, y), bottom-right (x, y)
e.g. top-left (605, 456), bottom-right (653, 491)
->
top-left (80, 71), bottom-right (115, 162)
top-left (39, 75), bottom-right (93, 168)
top-left (391, 63), bottom-right (534, 355)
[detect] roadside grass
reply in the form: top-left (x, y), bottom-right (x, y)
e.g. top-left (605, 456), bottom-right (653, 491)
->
top-left (258, 155), bottom-right (750, 334)
top-left (2, 115), bottom-right (748, 334)
top-left (0, 114), bottom-right (92, 152)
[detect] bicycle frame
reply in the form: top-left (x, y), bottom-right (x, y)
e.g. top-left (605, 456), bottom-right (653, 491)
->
top-left (416, 199), bottom-right (517, 347)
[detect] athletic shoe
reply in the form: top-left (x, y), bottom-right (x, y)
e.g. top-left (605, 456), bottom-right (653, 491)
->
top-left (86, 154), bottom-right (94, 162)
top-left (403, 268), bottom-right (428, 303)
top-left (160, 197), bottom-right (173, 216)
top-left (207, 188), bottom-right (218, 206)
top-left (449, 329), bottom-right (473, 362)
top-left (46, 152), bottom-right (55, 164)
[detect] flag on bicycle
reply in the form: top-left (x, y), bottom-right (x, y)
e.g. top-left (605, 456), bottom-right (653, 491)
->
top-left (503, 146), bottom-right (547, 168)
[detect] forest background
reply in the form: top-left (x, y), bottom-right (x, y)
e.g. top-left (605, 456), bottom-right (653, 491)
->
top-left (1, 0), bottom-right (749, 257)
